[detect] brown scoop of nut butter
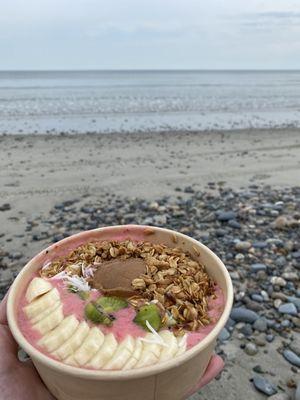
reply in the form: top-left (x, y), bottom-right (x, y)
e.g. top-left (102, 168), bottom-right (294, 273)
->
top-left (92, 258), bottom-right (146, 298)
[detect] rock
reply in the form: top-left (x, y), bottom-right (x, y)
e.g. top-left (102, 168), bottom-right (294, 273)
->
top-left (278, 303), bottom-right (298, 316)
top-left (230, 307), bottom-right (259, 323)
top-left (251, 263), bottom-right (267, 272)
top-left (244, 343), bottom-right (258, 356)
top-left (218, 328), bottom-right (230, 342)
top-left (292, 251), bottom-right (300, 259)
top-left (253, 241), bottom-right (268, 249)
top-left (228, 220), bottom-right (241, 229)
top-left (240, 324), bottom-right (253, 336)
top-left (235, 241), bottom-right (252, 251)
top-left (283, 349), bottom-right (300, 367)
top-left (253, 318), bottom-right (268, 332)
top-left (289, 341), bottom-right (300, 356)
top-left (0, 203), bottom-right (11, 211)
top-left (252, 376), bottom-right (277, 396)
top-left (216, 211), bottom-right (236, 221)
top-left (266, 334), bottom-right (275, 343)
top-left (274, 299), bottom-right (283, 309)
top-left (287, 297), bottom-right (300, 311)
top-left (282, 272), bottom-right (299, 281)
top-left (251, 294), bottom-right (264, 302)
top-left (274, 216), bottom-right (298, 229)
top-left (271, 277), bottom-right (287, 287)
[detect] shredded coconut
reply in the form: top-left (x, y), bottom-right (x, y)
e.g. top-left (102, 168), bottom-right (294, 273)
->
top-left (139, 321), bottom-right (168, 347)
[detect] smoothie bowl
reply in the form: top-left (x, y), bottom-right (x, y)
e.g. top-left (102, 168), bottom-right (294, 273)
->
top-left (7, 225), bottom-right (233, 400)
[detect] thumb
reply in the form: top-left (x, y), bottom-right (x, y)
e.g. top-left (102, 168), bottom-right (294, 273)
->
top-left (0, 292), bottom-right (19, 359)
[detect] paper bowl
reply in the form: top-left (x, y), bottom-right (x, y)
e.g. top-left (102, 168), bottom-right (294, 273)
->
top-left (7, 225), bottom-right (233, 400)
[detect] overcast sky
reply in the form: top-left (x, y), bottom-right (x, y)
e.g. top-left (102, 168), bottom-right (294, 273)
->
top-left (1, 0), bottom-right (300, 70)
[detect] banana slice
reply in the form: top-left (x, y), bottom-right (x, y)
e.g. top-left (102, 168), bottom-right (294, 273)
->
top-left (33, 304), bottom-right (64, 335)
top-left (103, 335), bottom-right (135, 370)
top-left (176, 334), bottom-right (187, 356)
top-left (122, 338), bottom-right (143, 370)
top-left (24, 288), bottom-right (60, 320)
top-left (159, 330), bottom-right (178, 361)
top-left (39, 315), bottom-right (79, 352)
top-left (31, 300), bottom-right (60, 324)
top-left (135, 333), bottom-right (162, 368)
top-left (25, 277), bottom-right (53, 303)
top-left (87, 333), bottom-right (118, 369)
top-left (64, 354), bottom-right (79, 367)
top-left (54, 321), bottom-right (90, 360)
top-left (73, 327), bottom-right (105, 366)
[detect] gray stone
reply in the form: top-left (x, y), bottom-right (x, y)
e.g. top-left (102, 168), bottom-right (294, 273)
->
top-left (230, 307), bottom-right (259, 323)
top-left (278, 303), bottom-right (298, 316)
top-left (283, 349), bottom-right (300, 367)
top-left (228, 220), bottom-right (241, 229)
top-left (289, 341), bottom-right (300, 356)
top-left (253, 318), bottom-right (268, 332)
top-left (218, 328), bottom-right (230, 342)
top-left (251, 263), bottom-right (267, 272)
top-left (287, 296), bottom-right (300, 311)
top-left (244, 343), bottom-right (258, 356)
top-left (251, 294), bottom-right (264, 303)
top-left (266, 334), bottom-right (275, 343)
top-left (253, 376), bottom-right (277, 396)
top-left (253, 241), bottom-right (268, 249)
top-left (216, 211), bottom-right (236, 221)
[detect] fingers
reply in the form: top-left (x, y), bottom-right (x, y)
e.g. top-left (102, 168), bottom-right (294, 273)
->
top-left (184, 354), bottom-right (224, 398)
top-left (0, 291), bottom-right (9, 325)
top-left (196, 354), bottom-right (224, 390)
top-left (0, 291), bottom-right (19, 360)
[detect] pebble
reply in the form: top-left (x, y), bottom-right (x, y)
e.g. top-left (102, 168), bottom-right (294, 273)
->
top-left (283, 349), bottom-right (300, 367)
top-left (289, 341), bottom-right (300, 356)
top-left (282, 272), bottom-right (299, 281)
top-left (235, 241), bottom-right (252, 251)
top-left (287, 297), bottom-right (300, 311)
top-left (251, 294), bottom-right (264, 303)
top-left (244, 343), bottom-right (258, 356)
top-left (0, 203), bottom-right (11, 211)
top-left (271, 277), bottom-right (287, 287)
top-left (230, 307), bottom-right (259, 323)
top-left (218, 328), bottom-right (231, 342)
top-left (227, 220), bottom-right (241, 229)
top-left (216, 211), bottom-right (236, 221)
top-left (266, 334), bottom-right (275, 343)
top-left (278, 303), bottom-right (298, 316)
top-left (252, 376), bottom-right (277, 396)
top-left (253, 318), bottom-right (268, 332)
top-left (251, 263), bottom-right (267, 272)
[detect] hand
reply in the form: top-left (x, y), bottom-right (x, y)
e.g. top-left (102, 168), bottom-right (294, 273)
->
top-left (0, 292), bottom-right (54, 400)
top-left (185, 354), bottom-right (224, 398)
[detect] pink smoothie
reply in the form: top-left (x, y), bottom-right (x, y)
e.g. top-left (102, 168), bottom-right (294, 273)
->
top-left (18, 273), bottom-right (225, 365)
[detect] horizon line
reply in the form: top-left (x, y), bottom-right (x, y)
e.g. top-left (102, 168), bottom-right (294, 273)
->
top-left (0, 68), bottom-right (300, 73)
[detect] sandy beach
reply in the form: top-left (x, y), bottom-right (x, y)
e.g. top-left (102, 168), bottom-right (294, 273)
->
top-left (0, 128), bottom-right (300, 399)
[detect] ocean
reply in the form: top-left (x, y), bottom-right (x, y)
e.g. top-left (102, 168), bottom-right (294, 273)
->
top-left (1, 70), bottom-right (300, 134)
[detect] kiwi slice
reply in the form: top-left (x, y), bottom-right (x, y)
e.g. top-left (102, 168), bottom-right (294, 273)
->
top-left (133, 304), bottom-right (162, 332)
top-left (78, 291), bottom-right (90, 301)
top-left (84, 302), bottom-right (113, 325)
top-left (95, 296), bottom-right (128, 313)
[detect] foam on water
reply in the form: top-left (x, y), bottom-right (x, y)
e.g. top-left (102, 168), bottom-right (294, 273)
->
top-left (1, 70), bottom-right (300, 134)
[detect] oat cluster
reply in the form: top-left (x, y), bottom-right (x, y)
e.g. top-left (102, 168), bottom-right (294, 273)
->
top-left (41, 239), bottom-right (216, 334)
